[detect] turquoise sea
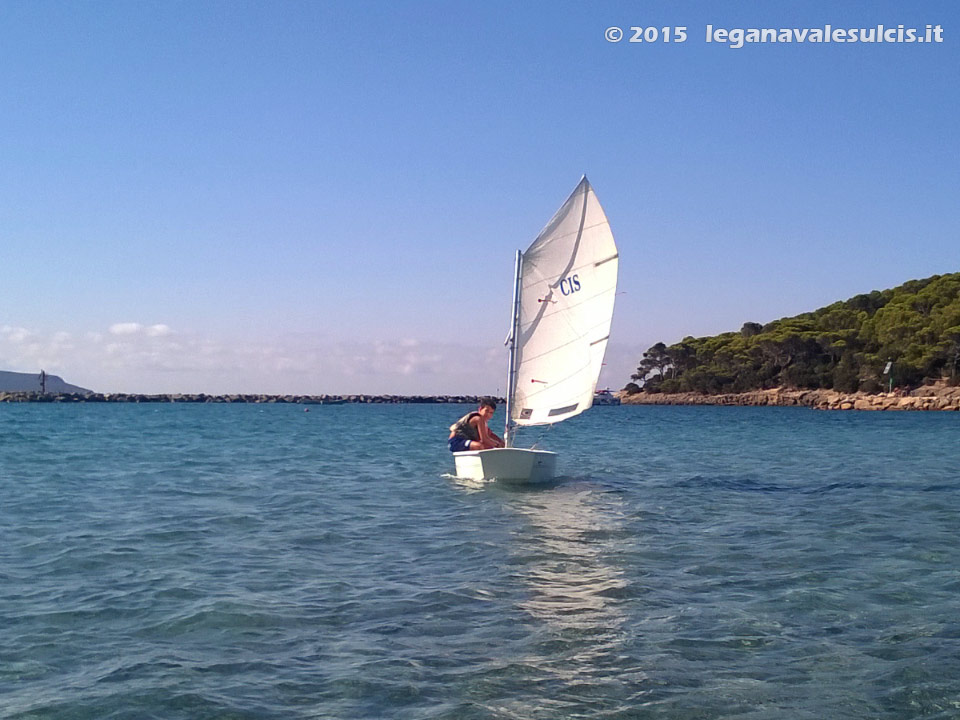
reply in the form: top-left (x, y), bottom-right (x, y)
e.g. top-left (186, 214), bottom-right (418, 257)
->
top-left (2, 403), bottom-right (959, 719)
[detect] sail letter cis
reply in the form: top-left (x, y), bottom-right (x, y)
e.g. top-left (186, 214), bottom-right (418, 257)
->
top-left (511, 177), bottom-right (618, 426)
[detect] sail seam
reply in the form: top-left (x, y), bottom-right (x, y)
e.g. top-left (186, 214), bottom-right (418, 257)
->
top-left (517, 358), bottom-right (594, 402)
top-left (532, 219), bottom-right (609, 246)
top-left (520, 256), bottom-right (617, 288)
top-left (519, 287), bottom-right (617, 326)
top-left (517, 318), bottom-right (613, 364)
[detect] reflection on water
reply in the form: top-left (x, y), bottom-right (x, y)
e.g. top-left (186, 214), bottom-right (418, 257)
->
top-left (513, 485), bottom-right (627, 628)
top-left (443, 473), bottom-right (487, 494)
top-left (501, 480), bottom-right (648, 712)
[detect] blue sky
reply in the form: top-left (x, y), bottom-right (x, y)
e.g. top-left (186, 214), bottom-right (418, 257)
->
top-left (1, 1), bottom-right (957, 394)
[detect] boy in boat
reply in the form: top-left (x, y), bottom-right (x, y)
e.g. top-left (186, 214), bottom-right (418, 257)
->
top-left (448, 397), bottom-right (505, 452)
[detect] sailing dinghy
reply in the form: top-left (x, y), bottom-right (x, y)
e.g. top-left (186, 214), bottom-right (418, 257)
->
top-left (453, 176), bottom-right (619, 482)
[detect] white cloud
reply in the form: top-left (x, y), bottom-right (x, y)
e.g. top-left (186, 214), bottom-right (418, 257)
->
top-left (2, 326), bottom-right (35, 344)
top-left (0, 323), bottom-right (513, 395)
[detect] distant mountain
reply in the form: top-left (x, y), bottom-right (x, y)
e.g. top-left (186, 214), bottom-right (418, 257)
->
top-left (0, 371), bottom-right (93, 394)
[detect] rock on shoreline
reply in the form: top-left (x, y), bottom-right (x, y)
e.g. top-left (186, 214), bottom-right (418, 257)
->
top-left (0, 393), bottom-right (503, 405)
top-left (621, 385), bottom-right (960, 411)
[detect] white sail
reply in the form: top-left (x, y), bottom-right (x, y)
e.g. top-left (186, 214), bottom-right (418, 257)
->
top-left (509, 177), bottom-right (618, 427)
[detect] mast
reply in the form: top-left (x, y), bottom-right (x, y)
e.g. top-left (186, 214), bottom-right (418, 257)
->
top-left (504, 249), bottom-right (523, 448)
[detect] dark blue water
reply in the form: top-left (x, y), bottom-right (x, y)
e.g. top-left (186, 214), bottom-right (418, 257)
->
top-left (2, 404), bottom-right (959, 719)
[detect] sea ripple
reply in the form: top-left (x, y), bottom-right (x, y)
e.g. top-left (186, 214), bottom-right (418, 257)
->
top-left (2, 404), bottom-right (960, 718)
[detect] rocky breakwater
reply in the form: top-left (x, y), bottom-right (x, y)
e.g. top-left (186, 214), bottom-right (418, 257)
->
top-left (621, 384), bottom-right (960, 411)
top-left (0, 392), bottom-right (502, 405)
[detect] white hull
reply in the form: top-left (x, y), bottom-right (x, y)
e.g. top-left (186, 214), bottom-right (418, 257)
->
top-left (453, 448), bottom-right (557, 482)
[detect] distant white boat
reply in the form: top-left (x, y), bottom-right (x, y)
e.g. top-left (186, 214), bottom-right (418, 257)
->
top-left (593, 389), bottom-right (621, 406)
top-left (453, 176), bottom-right (619, 482)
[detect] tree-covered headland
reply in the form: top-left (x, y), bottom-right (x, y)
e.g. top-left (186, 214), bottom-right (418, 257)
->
top-left (630, 273), bottom-right (960, 395)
